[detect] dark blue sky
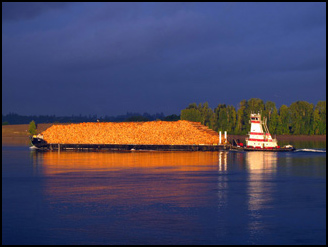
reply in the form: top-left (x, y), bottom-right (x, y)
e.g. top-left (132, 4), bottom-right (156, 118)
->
top-left (2, 2), bottom-right (326, 116)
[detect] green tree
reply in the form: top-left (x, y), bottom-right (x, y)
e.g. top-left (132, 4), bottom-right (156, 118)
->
top-left (126, 116), bottom-right (150, 122)
top-left (227, 105), bottom-right (237, 134)
top-left (28, 120), bottom-right (37, 135)
top-left (214, 104), bottom-right (228, 132)
top-left (214, 104), bottom-right (236, 134)
top-left (236, 100), bottom-right (247, 134)
top-left (247, 98), bottom-right (265, 114)
top-left (181, 107), bottom-right (203, 123)
top-left (181, 102), bottom-right (216, 129)
top-left (199, 102), bottom-right (216, 129)
top-left (277, 104), bottom-right (290, 134)
top-left (163, 114), bottom-right (180, 121)
top-left (264, 101), bottom-right (279, 134)
top-left (313, 101), bottom-right (326, 134)
top-left (237, 98), bottom-right (265, 135)
top-left (181, 98), bottom-right (325, 135)
top-left (186, 103), bottom-right (198, 109)
top-left (289, 101), bottom-right (314, 135)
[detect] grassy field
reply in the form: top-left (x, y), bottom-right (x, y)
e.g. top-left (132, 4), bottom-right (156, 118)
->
top-left (2, 123), bottom-right (54, 145)
top-left (2, 123), bottom-right (54, 136)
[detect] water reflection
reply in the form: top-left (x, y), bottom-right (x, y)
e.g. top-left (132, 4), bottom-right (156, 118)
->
top-left (245, 152), bottom-right (278, 173)
top-left (3, 146), bottom-right (326, 244)
top-left (32, 151), bottom-right (229, 175)
top-left (245, 152), bottom-right (278, 243)
top-left (218, 151), bottom-right (227, 172)
top-left (31, 151), bottom-right (229, 210)
top-left (28, 151), bottom-right (232, 244)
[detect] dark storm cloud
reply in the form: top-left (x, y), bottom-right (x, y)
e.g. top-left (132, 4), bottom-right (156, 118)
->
top-left (2, 2), bottom-right (70, 21)
top-left (2, 2), bottom-right (326, 116)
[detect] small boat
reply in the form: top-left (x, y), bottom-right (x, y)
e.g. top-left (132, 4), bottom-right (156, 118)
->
top-left (232, 113), bottom-right (295, 152)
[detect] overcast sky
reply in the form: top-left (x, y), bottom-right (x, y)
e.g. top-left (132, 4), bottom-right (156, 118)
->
top-left (2, 2), bottom-right (326, 116)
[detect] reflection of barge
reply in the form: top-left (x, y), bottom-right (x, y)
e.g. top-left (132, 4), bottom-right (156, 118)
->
top-left (232, 113), bottom-right (295, 152)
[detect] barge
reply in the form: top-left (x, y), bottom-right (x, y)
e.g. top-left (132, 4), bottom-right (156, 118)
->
top-left (30, 120), bottom-right (231, 151)
top-left (30, 116), bottom-right (295, 152)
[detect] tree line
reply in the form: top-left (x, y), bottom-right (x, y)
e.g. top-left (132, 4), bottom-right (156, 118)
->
top-left (2, 112), bottom-right (179, 125)
top-left (2, 98), bottom-right (326, 135)
top-left (180, 98), bottom-right (326, 135)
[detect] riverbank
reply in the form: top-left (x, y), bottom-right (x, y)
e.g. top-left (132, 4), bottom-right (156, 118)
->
top-left (2, 123), bottom-right (54, 146)
top-left (2, 123), bottom-right (326, 146)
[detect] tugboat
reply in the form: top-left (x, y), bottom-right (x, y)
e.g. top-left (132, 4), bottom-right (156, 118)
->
top-left (232, 113), bottom-right (295, 152)
top-left (30, 134), bottom-right (48, 149)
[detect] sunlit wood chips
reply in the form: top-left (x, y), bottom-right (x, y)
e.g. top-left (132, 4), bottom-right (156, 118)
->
top-left (41, 120), bottom-right (224, 145)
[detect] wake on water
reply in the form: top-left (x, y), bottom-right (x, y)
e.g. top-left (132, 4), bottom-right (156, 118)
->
top-left (294, 148), bottom-right (326, 153)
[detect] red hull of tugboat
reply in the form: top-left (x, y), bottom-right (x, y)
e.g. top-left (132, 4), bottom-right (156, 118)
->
top-left (243, 147), bottom-right (295, 152)
top-left (231, 146), bottom-right (295, 152)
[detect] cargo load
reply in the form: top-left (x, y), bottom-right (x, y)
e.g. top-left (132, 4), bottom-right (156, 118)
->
top-left (40, 120), bottom-right (225, 145)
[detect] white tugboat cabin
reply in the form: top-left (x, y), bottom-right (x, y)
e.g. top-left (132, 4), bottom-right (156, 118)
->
top-left (245, 113), bottom-right (278, 149)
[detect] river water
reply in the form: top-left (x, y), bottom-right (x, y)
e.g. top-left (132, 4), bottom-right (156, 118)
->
top-left (2, 141), bottom-right (326, 245)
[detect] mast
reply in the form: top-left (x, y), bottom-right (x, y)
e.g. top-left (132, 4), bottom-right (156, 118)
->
top-left (262, 117), bottom-right (269, 135)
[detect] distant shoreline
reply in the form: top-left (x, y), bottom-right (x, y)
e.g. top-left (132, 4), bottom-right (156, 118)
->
top-left (2, 124), bottom-right (326, 146)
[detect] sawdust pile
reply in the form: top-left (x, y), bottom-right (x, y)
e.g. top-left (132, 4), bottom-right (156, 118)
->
top-left (41, 120), bottom-right (225, 145)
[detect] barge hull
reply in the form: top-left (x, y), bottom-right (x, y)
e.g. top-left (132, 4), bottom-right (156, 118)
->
top-left (34, 143), bottom-right (230, 151)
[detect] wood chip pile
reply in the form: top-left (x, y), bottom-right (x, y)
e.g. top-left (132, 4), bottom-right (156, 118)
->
top-left (41, 120), bottom-right (225, 145)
